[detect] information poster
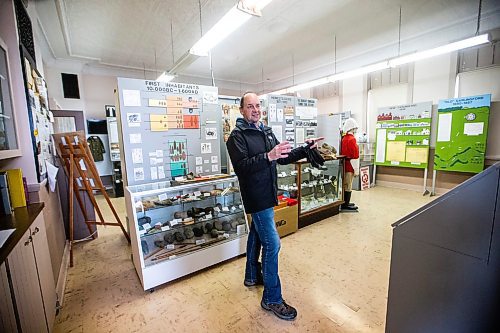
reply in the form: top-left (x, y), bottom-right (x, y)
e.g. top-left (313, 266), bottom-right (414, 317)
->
top-left (24, 58), bottom-right (55, 182)
top-left (295, 98), bottom-right (318, 144)
top-left (117, 78), bottom-right (221, 186)
top-left (221, 103), bottom-right (240, 142)
top-left (268, 95), bottom-right (295, 146)
top-left (265, 96), bottom-right (318, 147)
top-left (375, 102), bottom-right (432, 169)
top-left (434, 94), bottom-right (490, 173)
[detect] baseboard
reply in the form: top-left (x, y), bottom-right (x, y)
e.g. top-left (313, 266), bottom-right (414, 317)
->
top-left (374, 180), bottom-right (449, 195)
top-left (56, 241), bottom-right (70, 309)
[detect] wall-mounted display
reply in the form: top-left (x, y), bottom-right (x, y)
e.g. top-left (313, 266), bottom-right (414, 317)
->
top-left (21, 55), bottom-right (55, 181)
top-left (295, 98), bottom-right (318, 144)
top-left (267, 95), bottom-right (295, 145)
top-left (375, 102), bottom-right (432, 169)
top-left (265, 95), bottom-right (318, 148)
top-left (116, 78), bottom-right (221, 186)
top-left (434, 94), bottom-right (490, 174)
top-left (221, 103), bottom-right (240, 143)
top-left (107, 116), bottom-right (121, 161)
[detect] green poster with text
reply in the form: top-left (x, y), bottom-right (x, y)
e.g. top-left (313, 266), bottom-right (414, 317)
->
top-left (375, 102), bottom-right (432, 169)
top-left (434, 94), bottom-right (491, 173)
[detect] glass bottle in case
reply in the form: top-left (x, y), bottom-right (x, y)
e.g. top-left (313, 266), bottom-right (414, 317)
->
top-left (125, 176), bottom-right (248, 290)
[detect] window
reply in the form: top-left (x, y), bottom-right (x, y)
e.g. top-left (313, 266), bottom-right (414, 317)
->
top-left (0, 37), bottom-right (20, 158)
top-left (61, 73), bottom-right (80, 99)
top-left (369, 64), bottom-right (409, 89)
top-left (458, 41), bottom-right (500, 73)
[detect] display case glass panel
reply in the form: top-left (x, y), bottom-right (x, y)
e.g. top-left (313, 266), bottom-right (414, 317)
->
top-left (299, 159), bottom-right (343, 213)
top-left (128, 177), bottom-right (248, 267)
top-left (277, 158), bottom-right (344, 215)
top-left (277, 164), bottom-right (298, 198)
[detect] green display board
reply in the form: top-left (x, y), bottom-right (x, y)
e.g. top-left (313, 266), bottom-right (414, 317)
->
top-left (375, 102), bottom-right (432, 169)
top-left (434, 94), bottom-right (491, 173)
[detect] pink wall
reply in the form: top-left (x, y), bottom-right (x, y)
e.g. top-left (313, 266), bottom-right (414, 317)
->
top-left (82, 74), bottom-right (117, 119)
top-left (0, 0), bottom-right (38, 184)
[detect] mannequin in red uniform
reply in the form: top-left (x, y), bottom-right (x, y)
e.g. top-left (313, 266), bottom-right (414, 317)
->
top-left (341, 118), bottom-right (359, 211)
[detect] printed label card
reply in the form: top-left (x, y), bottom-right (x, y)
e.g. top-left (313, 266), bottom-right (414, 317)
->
top-left (127, 113), bottom-right (141, 127)
top-left (201, 142), bottom-right (212, 154)
top-left (205, 127), bottom-right (218, 140)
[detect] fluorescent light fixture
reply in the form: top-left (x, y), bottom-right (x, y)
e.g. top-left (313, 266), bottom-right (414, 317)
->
top-left (190, 0), bottom-right (273, 56)
top-left (287, 77), bottom-right (331, 92)
top-left (266, 34), bottom-right (491, 96)
top-left (237, 0), bottom-right (273, 16)
top-left (190, 7), bottom-right (250, 56)
top-left (329, 61), bottom-right (389, 82)
top-left (267, 62), bottom-right (388, 95)
top-left (156, 72), bottom-right (175, 82)
top-left (389, 33), bottom-right (490, 67)
top-left (167, 50), bottom-right (200, 75)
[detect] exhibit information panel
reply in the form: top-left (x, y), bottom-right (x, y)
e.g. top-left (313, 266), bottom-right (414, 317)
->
top-left (375, 102), bottom-right (432, 169)
top-left (434, 94), bottom-right (491, 173)
top-left (116, 78), bottom-right (221, 186)
top-left (268, 95), bottom-right (295, 146)
top-left (266, 95), bottom-right (318, 148)
top-left (295, 98), bottom-right (318, 145)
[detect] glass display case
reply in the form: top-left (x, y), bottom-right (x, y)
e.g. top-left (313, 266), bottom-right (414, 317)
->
top-left (277, 157), bottom-right (345, 228)
top-left (125, 176), bottom-right (248, 290)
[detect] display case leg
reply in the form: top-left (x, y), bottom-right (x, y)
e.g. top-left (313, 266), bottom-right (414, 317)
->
top-left (423, 168), bottom-right (429, 195)
top-left (430, 169), bottom-right (437, 197)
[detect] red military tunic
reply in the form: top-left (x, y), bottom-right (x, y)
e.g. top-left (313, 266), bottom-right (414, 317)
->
top-left (341, 133), bottom-right (359, 173)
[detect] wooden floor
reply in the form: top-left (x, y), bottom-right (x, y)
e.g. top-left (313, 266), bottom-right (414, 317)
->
top-left (54, 186), bottom-right (436, 333)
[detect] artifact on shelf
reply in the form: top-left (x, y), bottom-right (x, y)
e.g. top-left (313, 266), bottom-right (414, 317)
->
top-left (154, 198), bottom-right (174, 206)
top-left (142, 200), bottom-right (156, 209)
top-left (193, 226), bottom-right (204, 237)
top-left (164, 233), bottom-right (175, 244)
top-left (317, 142), bottom-right (337, 159)
top-left (138, 216), bottom-right (152, 226)
top-left (141, 240), bottom-right (149, 255)
top-left (184, 228), bottom-right (194, 239)
top-left (174, 231), bottom-right (185, 242)
top-left (222, 221), bottom-right (231, 231)
top-left (204, 222), bottom-right (213, 233)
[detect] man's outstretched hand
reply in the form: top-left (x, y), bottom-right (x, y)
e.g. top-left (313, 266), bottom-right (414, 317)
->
top-left (268, 141), bottom-right (292, 161)
top-left (305, 137), bottom-right (325, 149)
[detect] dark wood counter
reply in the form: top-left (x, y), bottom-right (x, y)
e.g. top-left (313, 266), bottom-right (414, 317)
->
top-left (0, 203), bottom-right (45, 265)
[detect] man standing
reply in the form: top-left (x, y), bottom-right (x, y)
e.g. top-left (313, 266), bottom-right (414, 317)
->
top-left (226, 92), bottom-right (322, 321)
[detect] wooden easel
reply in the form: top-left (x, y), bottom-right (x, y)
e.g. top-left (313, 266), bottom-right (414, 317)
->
top-left (53, 131), bottom-right (130, 267)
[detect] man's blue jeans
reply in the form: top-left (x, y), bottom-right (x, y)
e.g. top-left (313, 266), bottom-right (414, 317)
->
top-left (245, 207), bottom-right (282, 304)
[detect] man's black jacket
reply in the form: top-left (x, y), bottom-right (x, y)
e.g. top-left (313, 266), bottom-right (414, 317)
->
top-left (226, 118), bottom-right (307, 214)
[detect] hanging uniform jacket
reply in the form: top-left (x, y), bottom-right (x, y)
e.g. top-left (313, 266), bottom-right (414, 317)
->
top-left (226, 118), bottom-right (307, 214)
top-left (87, 136), bottom-right (105, 162)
